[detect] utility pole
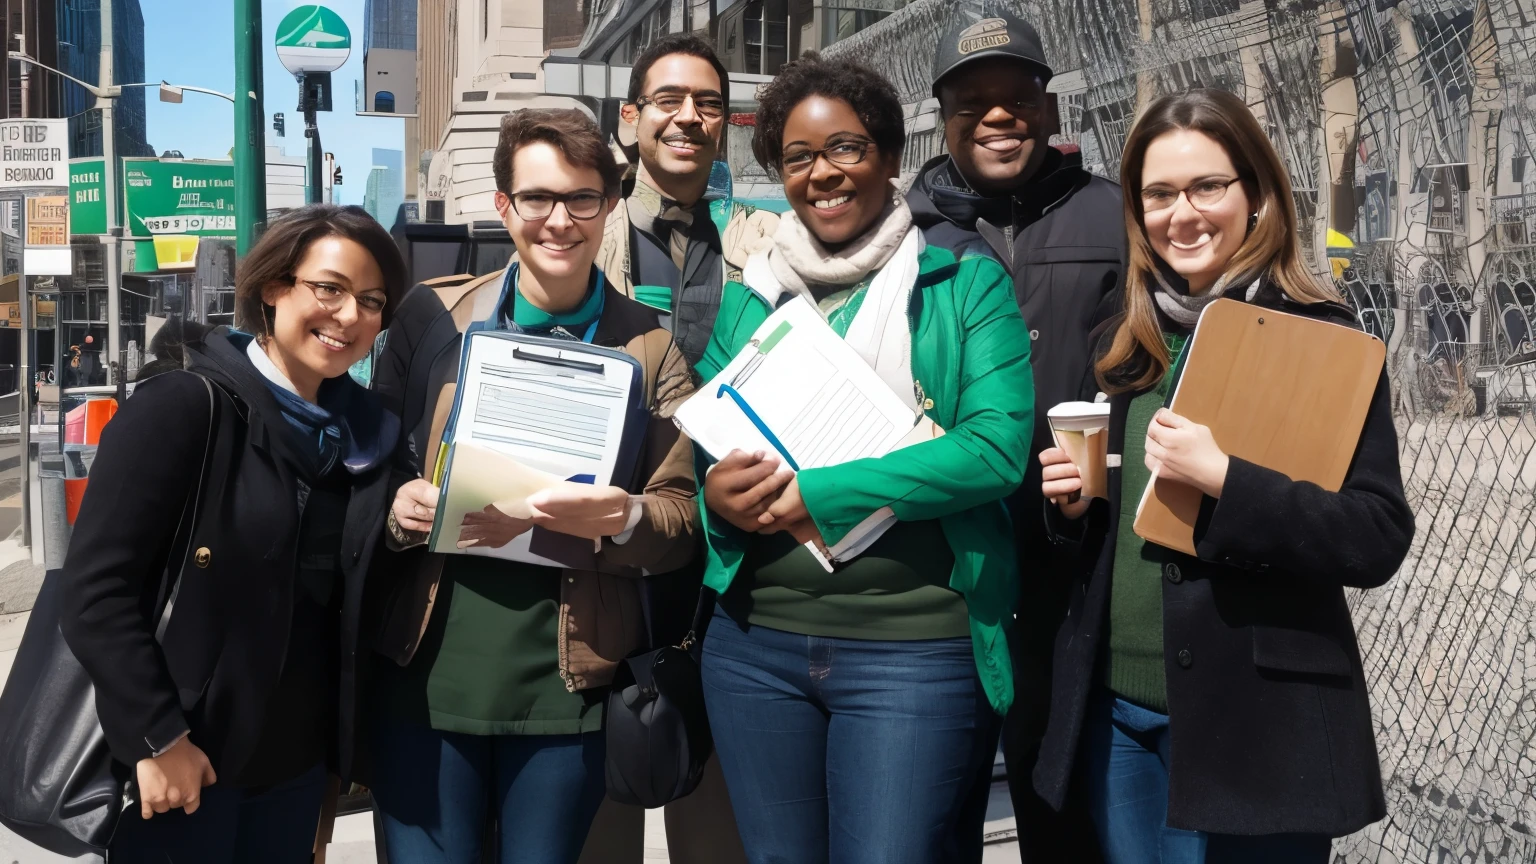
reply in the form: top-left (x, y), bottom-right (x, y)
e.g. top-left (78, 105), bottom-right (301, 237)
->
top-left (300, 73), bottom-right (324, 205)
top-left (100, 0), bottom-right (122, 389)
top-left (234, 0), bottom-right (267, 255)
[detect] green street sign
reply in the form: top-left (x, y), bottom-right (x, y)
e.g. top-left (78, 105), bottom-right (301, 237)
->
top-left (69, 157), bottom-right (106, 235)
top-left (276, 5), bottom-right (351, 75)
top-left (122, 158), bottom-right (236, 238)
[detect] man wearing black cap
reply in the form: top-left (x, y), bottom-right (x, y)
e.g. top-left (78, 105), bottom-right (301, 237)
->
top-left (909, 10), bottom-right (1122, 864)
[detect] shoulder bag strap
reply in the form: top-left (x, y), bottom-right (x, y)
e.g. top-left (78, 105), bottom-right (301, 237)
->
top-left (152, 374), bottom-right (219, 643)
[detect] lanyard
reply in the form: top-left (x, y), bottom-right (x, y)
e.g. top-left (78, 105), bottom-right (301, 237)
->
top-left (504, 263), bottom-right (605, 344)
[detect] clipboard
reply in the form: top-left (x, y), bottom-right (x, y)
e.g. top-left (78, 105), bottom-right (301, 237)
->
top-left (1132, 299), bottom-right (1385, 555)
top-left (428, 330), bottom-right (649, 567)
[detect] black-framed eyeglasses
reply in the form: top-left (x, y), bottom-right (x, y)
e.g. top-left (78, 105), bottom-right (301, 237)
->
top-left (1141, 177), bottom-right (1243, 213)
top-left (295, 277), bottom-right (387, 316)
top-left (509, 191), bottom-right (608, 221)
top-left (635, 92), bottom-right (726, 120)
top-left (780, 141), bottom-right (874, 178)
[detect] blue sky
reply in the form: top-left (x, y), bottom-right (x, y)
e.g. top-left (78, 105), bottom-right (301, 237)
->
top-left (142, 0), bottom-right (404, 207)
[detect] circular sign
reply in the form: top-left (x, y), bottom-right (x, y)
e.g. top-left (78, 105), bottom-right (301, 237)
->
top-left (275, 5), bottom-right (352, 75)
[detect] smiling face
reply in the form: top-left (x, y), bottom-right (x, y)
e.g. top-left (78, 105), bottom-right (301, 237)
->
top-left (939, 58), bottom-right (1053, 195)
top-left (1139, 129), bottom-right (1254, 294)
top-left (780, 95), bottom-right (900, 248)
top-left (626, 54), bottom-right (724, 194)
top-left (260, 235), bottom-right (385, 397)
top-left (495, 141), bottom-right (613, 287)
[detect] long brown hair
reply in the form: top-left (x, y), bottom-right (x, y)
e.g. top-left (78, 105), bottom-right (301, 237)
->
top-left (1098, 88), bottom-right (1340, 394)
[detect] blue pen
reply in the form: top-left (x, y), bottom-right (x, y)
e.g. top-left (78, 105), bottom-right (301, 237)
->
top-left (717, 384), bottom-right (800, 471)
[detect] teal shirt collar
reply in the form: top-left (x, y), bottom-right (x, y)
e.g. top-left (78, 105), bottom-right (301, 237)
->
top-left (503, 264), bottom-right (604, 337)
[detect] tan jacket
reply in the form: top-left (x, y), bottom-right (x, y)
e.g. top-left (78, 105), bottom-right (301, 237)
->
top-left (370, 267), bottom-right (697, 691)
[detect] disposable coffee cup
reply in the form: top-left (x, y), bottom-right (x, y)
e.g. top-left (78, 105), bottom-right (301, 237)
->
top-left (1047, 401), bottom-right (1111, 502)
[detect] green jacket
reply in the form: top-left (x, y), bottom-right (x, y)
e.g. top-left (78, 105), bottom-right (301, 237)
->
top-left (695, 244), bottom-right (1035, 713)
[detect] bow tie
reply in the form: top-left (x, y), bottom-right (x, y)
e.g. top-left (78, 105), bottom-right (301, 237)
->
top-left (657, 200), bottom-right (694, 228)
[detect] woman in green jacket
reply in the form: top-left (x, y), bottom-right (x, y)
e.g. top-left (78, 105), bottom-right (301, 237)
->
top-left (695, 54), bottom-right (1035, 864)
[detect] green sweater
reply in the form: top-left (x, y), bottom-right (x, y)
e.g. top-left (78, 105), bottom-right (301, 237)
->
top-left (1105, 333), bottom-right (1187, 713)
top-left (696, 244), bottom-right (1035, 713)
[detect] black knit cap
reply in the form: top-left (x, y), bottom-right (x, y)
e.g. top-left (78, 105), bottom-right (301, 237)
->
top-left (930, 9), bottom-right (1054, 97)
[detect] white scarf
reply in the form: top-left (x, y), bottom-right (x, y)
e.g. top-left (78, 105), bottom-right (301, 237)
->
top-left (745, 190), bottom-right (925, 410)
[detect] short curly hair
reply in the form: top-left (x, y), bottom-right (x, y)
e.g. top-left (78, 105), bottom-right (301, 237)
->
top-left (750, 53), bottom-right (905, 176)
top-left (493, 108), bottom-right (621, 199)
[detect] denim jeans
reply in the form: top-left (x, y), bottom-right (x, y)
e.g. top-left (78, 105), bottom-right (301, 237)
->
top-left (108, 762), bottom-right (328, 864)
top-left (1082, 691), bottom-right (1333, 864)
top-left (700, 607), bottom-right (996, 864)
top-left (368, 720), bottom-right (606, 864)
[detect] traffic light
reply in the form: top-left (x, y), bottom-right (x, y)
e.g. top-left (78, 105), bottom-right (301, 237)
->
top-left (333, 165), bottom-right (343, 186)
top-left (273, 113), bottom-right (285, 137)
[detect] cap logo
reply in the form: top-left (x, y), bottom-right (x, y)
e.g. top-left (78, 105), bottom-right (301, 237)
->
top-left (958, 18), bottom-right (1011, 55)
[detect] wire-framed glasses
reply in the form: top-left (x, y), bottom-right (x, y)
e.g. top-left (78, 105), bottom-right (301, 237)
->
top-left (1141, 177), bottom-right (1243, 213)
top-left (780, 141), bottom-right (874, 178)
top-left (296, 277), bottom-right (387, 316)
top-left (635, 92), bottom-right (726, 120)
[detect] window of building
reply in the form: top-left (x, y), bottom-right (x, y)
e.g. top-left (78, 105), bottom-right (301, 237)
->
top-left (821, 0), bottom-right (909, 48)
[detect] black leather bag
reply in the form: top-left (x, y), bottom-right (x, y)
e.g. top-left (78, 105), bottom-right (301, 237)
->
top-left (604, 591), bottom-right (714, 808)
top-left (0, 375), bottom-right (218, 855)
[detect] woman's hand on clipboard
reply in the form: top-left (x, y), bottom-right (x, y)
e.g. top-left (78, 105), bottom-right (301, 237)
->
top-left (704, 449), bottom-right (794, 533)
top-left (1144, 409), bottom-right (1229, 499)
top-left (757, 478), bottom-right (827, 552)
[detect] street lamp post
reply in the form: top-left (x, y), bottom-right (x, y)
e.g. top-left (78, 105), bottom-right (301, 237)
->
top-left (5, 51), bottom-right (234, 396)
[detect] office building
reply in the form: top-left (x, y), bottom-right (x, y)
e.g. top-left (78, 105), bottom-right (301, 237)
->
top-left (1, 0), bottom-right (63, 122)
top-left (55, 0), bottom-right (153, 159)
top-left (363, 147), bottom-right (404, 227)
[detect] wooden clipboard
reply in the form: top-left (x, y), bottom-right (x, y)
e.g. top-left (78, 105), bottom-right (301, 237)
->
top-left (1132, 299), bottom-right (1385, 555)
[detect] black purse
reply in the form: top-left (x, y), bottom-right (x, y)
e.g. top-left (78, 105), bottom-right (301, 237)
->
top-left (0, 374), bottom-right (219, 855)
top-left (604, 590), bottom-right (715, 808)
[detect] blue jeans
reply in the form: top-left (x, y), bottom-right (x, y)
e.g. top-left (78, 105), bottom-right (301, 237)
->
top-left (368, 720), bottom-right (606, 864)
top-left (700, 607), bottom-right (996, 864)
top-left (1082, 691), bottom-right (1332, 864)
top-left (109, 762), bottom-right (328, 864)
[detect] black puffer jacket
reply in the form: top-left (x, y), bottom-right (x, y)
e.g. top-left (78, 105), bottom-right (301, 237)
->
top-left (908, 148), bottom-right (1125, 566)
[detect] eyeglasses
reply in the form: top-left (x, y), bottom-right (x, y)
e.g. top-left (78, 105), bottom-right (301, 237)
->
top-left (780, 141), bottom-right (874, 178)
top-left (635, 92), bottom-right (726, 120)
top-left (509, 191), bottom-right (608, 221)
top-left (296, 277), bottom-right (387, 316)
top-left (1141, 177), bottom-right (1243, 213)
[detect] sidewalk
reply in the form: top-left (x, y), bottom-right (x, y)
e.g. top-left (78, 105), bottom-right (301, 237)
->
top-left (0, 609), bottom-right (1021, 862)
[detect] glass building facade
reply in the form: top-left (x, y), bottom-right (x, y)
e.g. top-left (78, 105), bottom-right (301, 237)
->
top-left (363, 0), bottom-right (417, 52)
top-left (56, 0), bottom-right (154, 160)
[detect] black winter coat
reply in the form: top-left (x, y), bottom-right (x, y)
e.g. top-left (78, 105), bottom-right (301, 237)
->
top-left (908, 148), bottom-right (1123, 583)
top-left (1031, 282), bottom-right (1414, 837)
top-left (59, 327), bottom-right (395, 786)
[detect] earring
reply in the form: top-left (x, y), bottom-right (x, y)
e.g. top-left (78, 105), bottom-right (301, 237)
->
top-left (1247, 212), bottom-right (1258, 230)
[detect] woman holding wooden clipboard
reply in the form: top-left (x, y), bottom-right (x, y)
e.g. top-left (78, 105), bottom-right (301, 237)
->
top-left (1033, 89), bottom-right (1414, 863)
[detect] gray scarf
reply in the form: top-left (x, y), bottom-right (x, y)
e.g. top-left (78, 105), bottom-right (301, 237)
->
top-left (1151, 264), bottom-right (1265, 327)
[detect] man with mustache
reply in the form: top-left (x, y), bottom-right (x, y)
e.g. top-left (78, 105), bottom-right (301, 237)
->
top-left (906, 10), bottom-right (1123, 864)
top-left (596, 33), bottom-right (776, 369)
top-left (583, 32), bottom-right (758, 864)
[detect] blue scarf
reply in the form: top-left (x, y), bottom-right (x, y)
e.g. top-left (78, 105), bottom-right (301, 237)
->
top-left (245, 338), bottom-right (390, 477)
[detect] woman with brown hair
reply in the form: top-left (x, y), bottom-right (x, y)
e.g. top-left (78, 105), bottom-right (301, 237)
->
top-left (1031, 89), bottom-right (1413, 863)
top-left (60, 204), bottom-right (406, 862)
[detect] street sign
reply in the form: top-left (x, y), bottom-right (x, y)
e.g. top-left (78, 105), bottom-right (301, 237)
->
top-left (276, 5), bottom-right (352, 75)
top-left (122, 158), bottom-right (237, 239)
top-left (69, 158), bottom-right (107, 235)
top-left (0, 118), bottom-right (68, 189)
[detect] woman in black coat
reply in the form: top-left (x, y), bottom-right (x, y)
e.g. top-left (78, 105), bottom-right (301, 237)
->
top-left (59, 205), bottom-right (407, 863)
top-left (1032, 89), bottom-right (1413, 864)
